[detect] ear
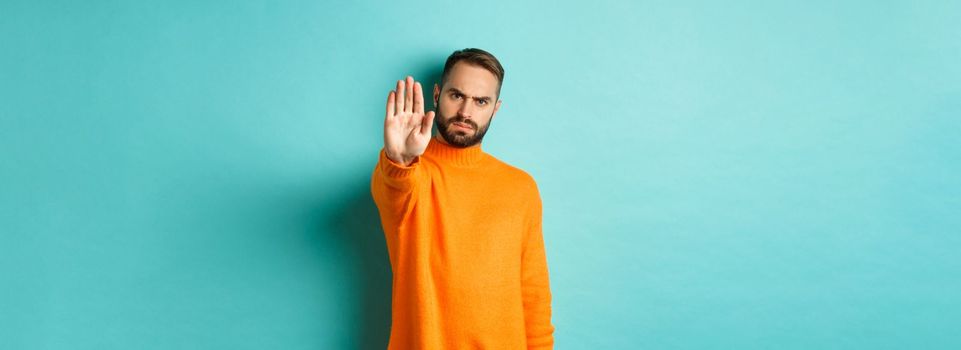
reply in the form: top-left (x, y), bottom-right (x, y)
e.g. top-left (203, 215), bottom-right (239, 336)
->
top-left (491, 99), bottom-right (502, 119)
top-left (433, 83), bottom-right (440, 107)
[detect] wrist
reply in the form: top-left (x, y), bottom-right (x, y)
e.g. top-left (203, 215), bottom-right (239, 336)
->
top-left (386, 151), bottom-right (416, 167)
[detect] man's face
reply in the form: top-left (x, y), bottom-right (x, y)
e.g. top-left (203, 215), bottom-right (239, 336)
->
top-left (433, 62), bottom-right (502, 148)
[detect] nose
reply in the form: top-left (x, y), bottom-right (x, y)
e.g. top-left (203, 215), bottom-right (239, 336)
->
top-left (456, 99), bottom-right (473, 120)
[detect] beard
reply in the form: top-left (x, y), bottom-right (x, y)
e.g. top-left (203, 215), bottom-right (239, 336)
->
top-left (433, 105), bottom-right (493, 148)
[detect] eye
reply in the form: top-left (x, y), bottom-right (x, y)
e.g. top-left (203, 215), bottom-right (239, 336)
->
top-left (451, 92), bottom-right (462, 100)
top-left (477, 100), bottom-right (488, 106)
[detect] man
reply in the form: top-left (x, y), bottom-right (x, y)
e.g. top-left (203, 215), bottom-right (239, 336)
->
top-left (370, 48), bottom-right (555, 349)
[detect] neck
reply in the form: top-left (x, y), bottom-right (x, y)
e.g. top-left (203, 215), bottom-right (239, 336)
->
top-left (425, 134), bottom-right (485, 167)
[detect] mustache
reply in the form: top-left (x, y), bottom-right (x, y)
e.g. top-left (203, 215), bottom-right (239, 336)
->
top-left (447, 117), bottom-right (477, 129)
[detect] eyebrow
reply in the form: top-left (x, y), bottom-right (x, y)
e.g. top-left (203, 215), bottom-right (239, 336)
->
top-left (448, 87), bottom-right (492, 102)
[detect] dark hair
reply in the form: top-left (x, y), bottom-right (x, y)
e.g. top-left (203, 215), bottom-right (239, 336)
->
top-left (440, 48), bottom-right (505, 97)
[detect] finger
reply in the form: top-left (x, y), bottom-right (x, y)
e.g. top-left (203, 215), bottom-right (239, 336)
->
top-left (386, 91), bottom-right (395, 119)
top-left (413, 81), bottom-right (423, 115)
top-left (404, 76), bottom-right (414, 112)
top-left (420, 111), bottom-right (435, 135)
top-left (395, 80), bottom-right (405, 112)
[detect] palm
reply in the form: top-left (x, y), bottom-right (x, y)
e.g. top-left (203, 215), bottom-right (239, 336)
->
top-left (384, 76), bottom-right (435, 165)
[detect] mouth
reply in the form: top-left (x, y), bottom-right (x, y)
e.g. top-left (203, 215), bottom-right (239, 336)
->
top-left (452, 122), bottom-right (473, 130)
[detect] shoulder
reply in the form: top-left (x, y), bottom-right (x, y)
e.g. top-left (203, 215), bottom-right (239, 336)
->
top-left (484, 153), bottom-right (540, 195)
top-left (485, 154), bottom-right (543, 224)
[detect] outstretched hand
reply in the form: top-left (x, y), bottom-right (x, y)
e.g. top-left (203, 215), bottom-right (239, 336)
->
top-left (384, 76), bottom-right (435, 166)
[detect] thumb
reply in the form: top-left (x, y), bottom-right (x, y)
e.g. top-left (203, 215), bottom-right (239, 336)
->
top-left (420, 111), bottom-right (435, 135)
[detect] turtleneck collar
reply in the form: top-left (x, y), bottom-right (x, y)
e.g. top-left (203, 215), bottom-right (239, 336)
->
top-left (424, 135), bottom-right (486, 167)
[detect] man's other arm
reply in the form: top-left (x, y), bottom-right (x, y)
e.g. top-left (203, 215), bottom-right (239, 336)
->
top-left (521, 184), bottom-right (555, 350)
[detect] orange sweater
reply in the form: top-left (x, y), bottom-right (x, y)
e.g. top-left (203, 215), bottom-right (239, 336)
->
top-left (370, 137), bottom-right (555, 349)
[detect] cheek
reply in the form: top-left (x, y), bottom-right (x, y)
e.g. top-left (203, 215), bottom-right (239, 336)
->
top-left (437, 99), bottom-right (455, 115)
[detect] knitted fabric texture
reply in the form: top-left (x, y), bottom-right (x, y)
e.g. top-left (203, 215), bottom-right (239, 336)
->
top-left (370, 137), bottom-right (554, 349)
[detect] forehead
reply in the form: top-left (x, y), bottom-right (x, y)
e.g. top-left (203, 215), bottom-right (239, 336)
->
top-left (443, 61), bottom-right (499, 97)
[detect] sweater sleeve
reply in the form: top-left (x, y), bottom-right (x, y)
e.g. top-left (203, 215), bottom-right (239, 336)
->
top-left (370, 148), bottom-right (428, 230)
top-left (521, 184), bottom-right (555, 349)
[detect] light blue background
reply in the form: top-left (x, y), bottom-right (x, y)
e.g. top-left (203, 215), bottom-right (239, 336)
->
top-left (2, 0), bottom-right (959, 349)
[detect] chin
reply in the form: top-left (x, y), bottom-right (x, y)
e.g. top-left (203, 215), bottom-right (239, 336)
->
top-left (449, 135), bottom-right (470, 143)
